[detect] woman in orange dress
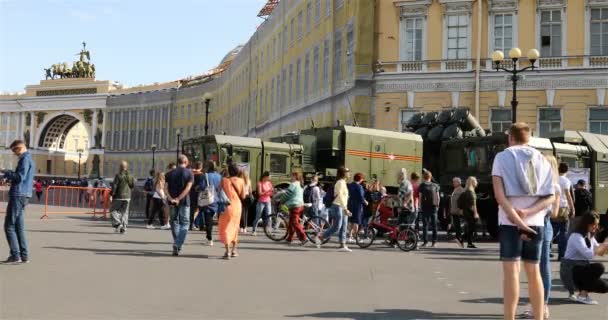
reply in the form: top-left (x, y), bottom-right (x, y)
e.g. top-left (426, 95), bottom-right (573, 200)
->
top-left (218, 163), bottom-right (245, 259)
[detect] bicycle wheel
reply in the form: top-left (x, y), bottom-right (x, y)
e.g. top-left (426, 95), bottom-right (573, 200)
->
top-left (396, 228), bottom-right (418, 252)
top-left (304, 216), bottom-right (330, 244)
top-left (264, 214), bottom-right (288, 241)
top-left (355, 226), bottom-right (376, 248)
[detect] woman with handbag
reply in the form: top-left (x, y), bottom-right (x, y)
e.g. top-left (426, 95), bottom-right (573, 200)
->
top-left (239, 170), bottom-right (253, 234)
top-left (218, 163), bottom-right (246, 259)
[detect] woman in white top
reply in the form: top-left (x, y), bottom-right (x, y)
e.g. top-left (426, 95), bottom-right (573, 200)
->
top-left (148, 172), bottom-right (170, 229)
top-left (560, 212), bottom-right (608, 305)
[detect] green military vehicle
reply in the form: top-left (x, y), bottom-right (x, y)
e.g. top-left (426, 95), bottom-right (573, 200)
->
top-left (182, 134), bottom-right (303, 188)
top-left (437, 131), bottom-right (608, 238)
top-left (271, 125), bottom-right (423, 191)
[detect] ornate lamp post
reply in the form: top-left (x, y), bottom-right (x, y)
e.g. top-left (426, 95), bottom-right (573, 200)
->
top-left (151, 144), bottom-right (157, 172)
top-left (77, 148), bottom-right (84, 179)
top-left (176, 129), bottom-right (181, 163)
top-left (491, 48), bottom-right (540, 123)
top-left (203, 92), bottom-right (214, 136)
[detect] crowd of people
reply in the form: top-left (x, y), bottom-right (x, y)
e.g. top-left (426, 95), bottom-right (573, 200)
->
top-left (3, 121), bottom-right (608, 319)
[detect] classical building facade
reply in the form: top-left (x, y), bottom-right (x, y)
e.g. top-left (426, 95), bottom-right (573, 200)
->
top-left (1, 0), bottom-right (607, 179)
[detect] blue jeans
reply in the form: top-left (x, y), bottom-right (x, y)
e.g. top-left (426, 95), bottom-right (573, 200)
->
top-left (541, 216), bottom-right (554, 304)
top-left (253, 201), bottom-right (272, 231)
top-left (4, 196), bottom-right (29, 259)
top-left (322, 205), bottom-right (349, 244)
top-left (421, 207), bottom-right (438, 244)
top-left (170, 204), bottom-right (190, 249)
top-left (551, 220), bottom-right (568, 259)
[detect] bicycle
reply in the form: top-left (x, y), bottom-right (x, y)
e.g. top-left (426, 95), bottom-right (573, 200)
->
top-left (255, 203), bottom-right (330, 243)
top-left (356, 195), bottom-right (418, 252)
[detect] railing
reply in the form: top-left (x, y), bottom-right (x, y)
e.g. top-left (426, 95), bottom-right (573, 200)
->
top-left (377, 55), bottom-right (608, 74)
top-left (41, 186), bottom-right (111, 219)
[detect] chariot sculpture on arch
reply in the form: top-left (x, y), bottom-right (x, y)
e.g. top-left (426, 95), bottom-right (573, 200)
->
top-left (44, 41), bottom-right (96, 80)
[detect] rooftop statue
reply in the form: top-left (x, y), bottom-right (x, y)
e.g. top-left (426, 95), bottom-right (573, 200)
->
top-left (45, 42), bottom-right (95, 80)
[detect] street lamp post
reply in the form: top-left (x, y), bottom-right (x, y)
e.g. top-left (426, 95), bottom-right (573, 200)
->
top-left (203, 92), bottom-right (213, 136)
top-left (77, 148), bottom-right (84, 179)
top-left (492, 48), bottom-right (540, 124)
top-left (151, 144), bottom-right (157, 172)
top-left (176, 129), bottom-right (181, 163)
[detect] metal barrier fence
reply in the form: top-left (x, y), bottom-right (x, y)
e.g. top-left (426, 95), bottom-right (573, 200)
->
top-left (42, 186), bottom-right (111, 219)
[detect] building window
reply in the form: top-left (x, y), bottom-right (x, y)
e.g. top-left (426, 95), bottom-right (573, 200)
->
top-left (447, 15), bottom-right (469, 59)
top-left (289, 64), bottom-right (293, 105)
top-left (187, 104), bottom-right (192, 117)
top-left (346, 26), bottom-right (354, 75)
top-left (538, 108), bottom-right (561, 137)
top-left (271, 78), bottom-right (275, 115)
top-left (333, 31), bottom-right (342, 82)
top-left (325, 0), bottom-right (331, 17)
top-left (296, 59), bottom-right (302, 101)
top-left (304, 53), bottom-right (310, 98)
top-left (401, 17), bottom-right (423, 61)
top-left (335, 0), bottom-right (344, 10)
top-left (283, 25), bottom-right (288, 52)
top-left (281, 68), bottom-right (287, 107)
top-left (298, 10), bottom-right (303, 39)
top-left (291, 17), bottom-right (295, 44)
top-left (591, 8), bottom-right (608, 56)
top-left (307, 1), bottom-right (312, 32)
top-left (540, 10), bottom-right (562, 57)
top-left (589, 108), bottom-right (608, 134)
top-left (313, 45), bottom-right (320, 94)
top-left (493, 13), bottom-right (514, 55)
top-left (490, 109), bottom-right (512, 134)
top-left (315, 0), bottom-right (321, 24)
top-left (400, 110), bottom-right (417, 132)
top-left (276, 75), bottom-right (281, 114)
top-left (323, 39), bottom-right (330, 89)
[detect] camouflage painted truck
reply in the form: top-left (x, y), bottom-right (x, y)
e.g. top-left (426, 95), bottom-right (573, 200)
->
top-left (182, 134), bottom-right (303, 188)
top-left (271, 125), bottom-right (423, 191)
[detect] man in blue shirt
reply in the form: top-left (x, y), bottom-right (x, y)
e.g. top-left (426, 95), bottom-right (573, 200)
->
top-left (2, 140), bottom-right (35, 264)
top-left (164, 155), bottom-right (194, 256)
top-left (198, 160), bottom-right (222, 246)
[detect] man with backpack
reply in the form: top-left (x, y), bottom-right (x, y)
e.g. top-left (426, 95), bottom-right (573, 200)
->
top-left (144, 170), bottom-right (155, 229)
top-left (418, 170), bottom-right (440, 247)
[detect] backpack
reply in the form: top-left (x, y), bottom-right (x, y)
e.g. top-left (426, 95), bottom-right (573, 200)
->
top-left (303, 185), bottom-right (315, 204)
top-left (457, 190), bottom-right (471, 211)
top-left (143, 177), bottom-right (154, 192)
top-left (323, 185), bottom-right (334, 208)
top-left (198, 174), bottom-right (216, 207)
top-left (420, 182), bottom-right (440, 208)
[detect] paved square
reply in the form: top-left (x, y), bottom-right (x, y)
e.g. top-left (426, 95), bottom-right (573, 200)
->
top-left (1, 207), bottom-right (607, 320)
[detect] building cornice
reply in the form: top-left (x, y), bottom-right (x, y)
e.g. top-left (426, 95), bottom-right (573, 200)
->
top-left (488, 0), bottom-right (518, 12)
top-left (439, 0), bottom-right (474, 15)
top-left (393, 0), bottom-right (432, 17)
top-left (537, 0), bottom-right (567, 10)
top-left (586, 0), bottom-right (608, 7)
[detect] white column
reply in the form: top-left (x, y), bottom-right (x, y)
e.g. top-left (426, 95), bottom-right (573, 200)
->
top-left (20, 113), bottom-right (26, 141)
top-left (165, 105), bottom-right (171, 149)
top-left (91, 109), bottom-right (97, 149)
top-left (29, 111), bottom-right (35, 148)
top-left (5, 112), bottom-right (10, 147)
top-left (101, 110), bottom-right (107, 148)
top-left (118, 110), bottom-right (123, 150)
top-left (136, 109), bottom-right (141, 150)
top-left (142, 109), bottom-right (147, 150)
top-left (158, 107), bottom-right (163, 147)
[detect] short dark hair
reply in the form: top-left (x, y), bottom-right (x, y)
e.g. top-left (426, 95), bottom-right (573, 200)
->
top-left (577, 179), bottom-right (586, 186)
top-left (228, 163), bottom-right (240, 177)
top-left (9, 140), bottom-right (25, 149)
top-left (166, 162), bottom-right (176, 170)
top-left (260, 171), bottom-right (270, 181)
top-left (410, 172), bottom-right (420, 181)
top-left (354, 173), bottom-right (364, 182)
top-left (509, 122), bottom-right (531, 144)
top-left (149, 169), bottom-right (155, 176)
top-left (205, 161), bottom-right (216, 172)
top-left (558, 162), bottom-right (569, 174)
top-left (193, 161), bottom-right (203, 170)
top-left (573, 212), bottom-right (600, 236)
top-left (337, 166), bottom-right (348, 180)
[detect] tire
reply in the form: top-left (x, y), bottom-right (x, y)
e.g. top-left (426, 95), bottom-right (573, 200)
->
top-left (304, 216), bottom-right (330, 244)
top-left (396, 228), bottom-right (418, 252)
top-left (355, 226), bottom-right (376, 248)
top-left (264, 214), bottom-right (288, 241)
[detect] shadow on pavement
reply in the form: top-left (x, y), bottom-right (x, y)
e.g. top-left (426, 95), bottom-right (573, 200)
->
top-left (286, 309), bottom-right (502, 319)
top-left (461, 297), bottom-right (575, 306)
top-left (426, 256), bottom-right (498, 262)
top-left (94, 239), bottom-right (173, 245)
top-left (44, 246), bottom-right (209, 259)
top-left (240, 245), bottom-right (317, 253)
top-left (29, 229), bottom-right (111, 235)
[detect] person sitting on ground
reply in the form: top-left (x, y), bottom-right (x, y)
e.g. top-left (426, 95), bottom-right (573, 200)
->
top-left (560, 212), bottom-right (608, 305)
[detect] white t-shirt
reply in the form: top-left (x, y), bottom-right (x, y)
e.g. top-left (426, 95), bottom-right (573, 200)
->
top-left (492, 154), bottom-right (548, 227)
top-left (558, 175), bottom-right (571, 208)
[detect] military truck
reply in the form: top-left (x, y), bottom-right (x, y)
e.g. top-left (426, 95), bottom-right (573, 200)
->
top-left (182, 134), bottom-right (303, 188)
top-left (271, 125), bottom-right (423, 191)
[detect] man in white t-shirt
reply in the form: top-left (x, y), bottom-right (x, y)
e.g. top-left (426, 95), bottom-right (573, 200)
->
top-left (555, 162), bottom-right (575, 260)
top-left (492, 123), bottom-right (556, 320)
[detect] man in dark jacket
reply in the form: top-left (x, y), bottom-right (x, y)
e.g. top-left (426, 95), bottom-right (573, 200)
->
top-left (2, 140), bottom-right (35, 264)
top-left (110, 161), bottom-right (134, 234)
top-left (574, 179), bottom-right (593, 217)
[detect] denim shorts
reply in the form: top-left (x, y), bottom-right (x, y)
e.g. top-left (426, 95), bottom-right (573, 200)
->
top-left (499, 225), bottom-right (544, 263)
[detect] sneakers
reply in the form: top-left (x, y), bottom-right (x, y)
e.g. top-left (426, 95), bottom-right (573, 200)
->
top-left (120, 227), bottom-right (126, 234)
top-left (347, 237), bottom-right (355, 243)
top-left (467, 244), bottom-right (478, 249)
top-left (21, 257), bottom-right (29, 264)
top-left (146, 224), bottom-right (155, 229)
top-left (338, 246), bottom-right (353, 252)
top-left (300, 239), bottom-right (309, 246)
top-left (160, 224), bottom-right (171, 230)
top-left (206, 240), bottom-right (214, 247)
top-left (114, 226), bottom-right (121, 233)
top-left (172, 246), bottom-right (179, 256)
top-left (430, 242), bottom-right (437, 248)
top-left (569, 294), bottom-right (579, 302)
top-left (454, 238), bottom-right (464, 248)
top-left (314, 235), bottom-right (322, 249)
top-left (576, 295), bottom-right (598, 305)
top-left (2, 256), bottom-right (22, 264)
top-left (252, 231), bottom-right (258, 237)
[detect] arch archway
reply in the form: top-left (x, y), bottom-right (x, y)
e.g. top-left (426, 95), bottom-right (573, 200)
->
top-left (35, 112), bottom-right (89, 151)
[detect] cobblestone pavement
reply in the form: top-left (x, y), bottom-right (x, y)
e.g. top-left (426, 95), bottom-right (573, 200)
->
top-left (1, 212), bottom-right (607, 320)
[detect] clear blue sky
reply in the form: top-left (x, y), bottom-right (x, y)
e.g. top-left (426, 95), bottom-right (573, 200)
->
top-left (0, 0), bottom-right (268, 92)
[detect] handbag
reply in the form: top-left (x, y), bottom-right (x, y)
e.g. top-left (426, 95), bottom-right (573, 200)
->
top-left (198, 174), bottom-right (216, 207)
